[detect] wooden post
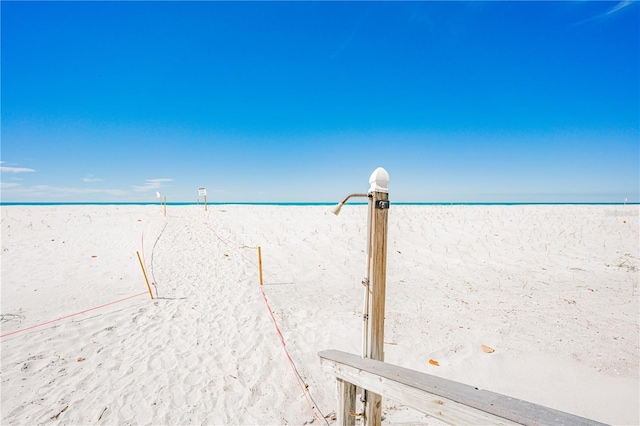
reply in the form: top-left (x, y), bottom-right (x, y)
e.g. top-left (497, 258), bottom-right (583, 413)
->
top-left (198, 188), bottom-right (207, 211)
top-left (329, 169), bottom-right (389, 426)
top-left (164, 196), bottom-right (167, 217)
top-left (364, 168), bottom-right (390, 426)
top-left (258, 246), bottom-right (264, 285)
top-left (367, 191), bottom-right (389, 362)
top-left (136, 251), bottom-right (155, 299)
top-left (337, 378), bottom-right (357, 426)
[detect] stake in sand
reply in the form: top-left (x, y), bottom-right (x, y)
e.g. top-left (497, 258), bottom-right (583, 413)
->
top-left (156, 191), bottom-right (162, 213)
top-left (258, 246), bottom-right (264, 285)
top-left (199, 187), bottom-right (207, 211)
top-left (136, 251), bottom-right (155, 299)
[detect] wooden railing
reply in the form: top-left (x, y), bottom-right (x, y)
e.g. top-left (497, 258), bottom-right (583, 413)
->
top-left (319, 350), bottom-right (607, 426)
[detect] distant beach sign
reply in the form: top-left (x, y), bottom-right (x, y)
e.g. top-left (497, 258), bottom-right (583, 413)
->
top-left (156, 191), bottom-right (161, 198)
top-left (198, 187), bottom-right (207, 197)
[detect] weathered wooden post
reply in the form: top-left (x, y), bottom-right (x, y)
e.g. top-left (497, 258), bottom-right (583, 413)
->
top-left (364, 167), bottom-right (390, 426)
top-left (331, 167), bottom-right (390, 426)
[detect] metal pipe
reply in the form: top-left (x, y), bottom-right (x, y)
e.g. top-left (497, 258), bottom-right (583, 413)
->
top-left (362, 194), bottom-right (373, 359)
top-left (330, 193), bottom-right (369, 215)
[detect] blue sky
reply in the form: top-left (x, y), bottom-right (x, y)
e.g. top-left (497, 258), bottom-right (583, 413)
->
top-left (1, 1), bottom-right (638, 202)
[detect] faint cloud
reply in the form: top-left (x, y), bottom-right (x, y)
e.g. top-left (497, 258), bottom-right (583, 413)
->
top-left (1, 165), bottom-right (36, 173)
top-left (329, 12), bottom-right (368, 60)
top-left (0, 182), bottom-right (21, 189)
top-left (573, 1), bottom-right (633, 25)
top-left (1, 184), bottom-right (128, 197)
top-left (132, 178), bottom-right (173, 192)
top-left (82, 174), bottom-right (104, 183)
top-left (607, 1), bottom-right (633, 15)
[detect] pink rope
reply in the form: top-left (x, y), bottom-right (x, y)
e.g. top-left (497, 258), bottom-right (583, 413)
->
top-left (0, 291), bottom-right (148, 339)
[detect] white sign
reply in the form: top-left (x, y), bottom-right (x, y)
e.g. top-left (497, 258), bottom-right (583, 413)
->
top-left (198, 187), bottom-right (207, 197)
top-left (156, 191), bottom-right (161, 198)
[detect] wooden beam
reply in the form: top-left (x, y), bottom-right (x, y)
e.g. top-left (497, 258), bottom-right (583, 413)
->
top-left (319, 350), bottom-right (606, 426)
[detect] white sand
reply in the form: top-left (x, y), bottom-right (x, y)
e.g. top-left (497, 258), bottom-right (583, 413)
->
top-left (1, 204), bottom-right (638, 425)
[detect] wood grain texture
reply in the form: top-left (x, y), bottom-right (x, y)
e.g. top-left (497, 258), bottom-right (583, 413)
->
top-left (319, 350), bottom-right (607, 426)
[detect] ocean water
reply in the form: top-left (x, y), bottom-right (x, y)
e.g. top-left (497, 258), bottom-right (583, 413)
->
top-left (0, 201), bottom-right (635, 206)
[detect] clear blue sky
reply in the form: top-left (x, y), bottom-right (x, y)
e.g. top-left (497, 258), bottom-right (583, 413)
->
top-left (2, 1), bottom-right (638, 202)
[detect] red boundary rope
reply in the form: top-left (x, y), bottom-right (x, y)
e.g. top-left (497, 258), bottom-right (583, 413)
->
top-left (201, 208), bottom-right (327, 423)
top-left (259, 287), bottom-right (327, 424)
top-left (0, 291), bottom-right (148, 339)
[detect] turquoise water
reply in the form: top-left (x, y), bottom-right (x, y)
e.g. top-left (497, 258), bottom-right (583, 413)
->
top-left (0, 202), bottom-right (636, 206)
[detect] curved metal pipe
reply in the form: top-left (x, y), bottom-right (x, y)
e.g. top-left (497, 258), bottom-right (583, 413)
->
top-left (330, 193), bottom-right (369, 215)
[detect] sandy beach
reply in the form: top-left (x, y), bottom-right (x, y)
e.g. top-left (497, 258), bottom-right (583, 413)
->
top-left (1, 204), bottom-right (638, 425)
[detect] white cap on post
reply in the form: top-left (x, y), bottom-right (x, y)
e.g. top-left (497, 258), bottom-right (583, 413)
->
top-left (368, 167), bottom-right (390, 193)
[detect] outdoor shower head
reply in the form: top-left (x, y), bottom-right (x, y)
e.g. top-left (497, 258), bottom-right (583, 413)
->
top-left (331, 193), bottom-right (369, 215)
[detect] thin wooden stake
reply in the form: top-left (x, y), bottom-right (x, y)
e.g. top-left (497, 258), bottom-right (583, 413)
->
top-left (163, 196), bottom-right (167, 217)
top-left (258, 246), bottom-right (264, 285)
top-left (51, 405), bottom-right (68, 420)
top-left (204, 194), bottom-right (208, 211)
top-left (136, 251), bottom-right (154, 299)
top-left (98, 406), bottom-right (108, 421)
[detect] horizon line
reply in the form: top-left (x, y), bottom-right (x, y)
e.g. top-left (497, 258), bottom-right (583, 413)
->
top-left (1, 201), bottom-right (638, 206)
